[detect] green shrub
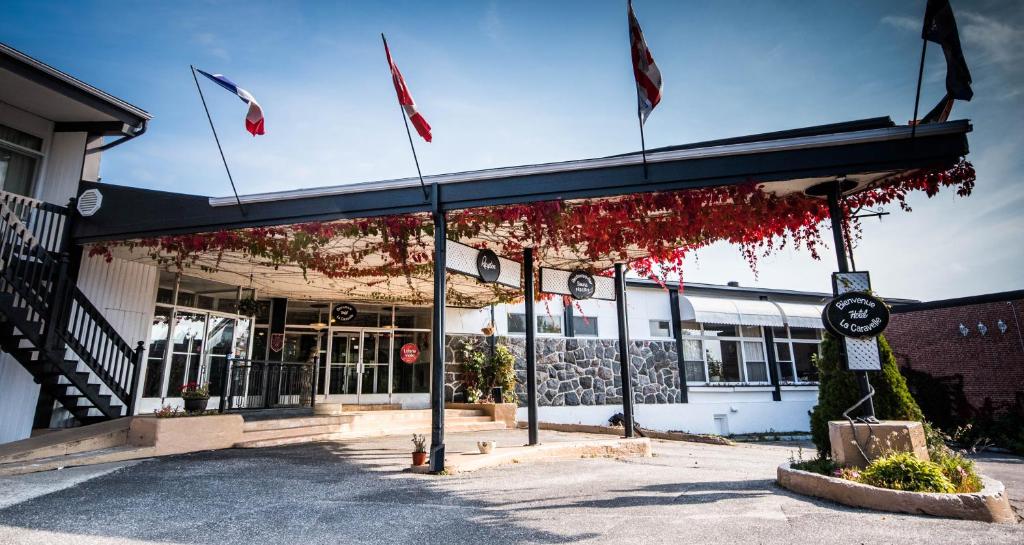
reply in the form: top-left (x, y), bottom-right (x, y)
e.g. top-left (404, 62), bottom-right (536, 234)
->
top-left (859, 452), bottom-right (955, 493)
top-left (933, 452), bottom-right (983, 493)
top-left (789, 446), bottom-right (838, 475)
top-left (809, 333), bottom-right (924, 457)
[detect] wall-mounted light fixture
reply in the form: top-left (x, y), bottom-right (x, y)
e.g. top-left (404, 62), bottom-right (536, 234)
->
top-left (977, 322), bottom-right (988, 336)
top-left (958, 323), bottom-right (969, 337)
top-left (997, 319), bottom-right (1008, 334)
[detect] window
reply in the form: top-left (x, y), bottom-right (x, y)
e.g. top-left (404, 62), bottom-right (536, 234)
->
top-left (793, 343), bottom-right (821, 382)
top-left (537, 315), bottom-right (562, 335)
top-left (681, 338), bottom-right (705, 382)
top-left (573, 315), bottom-right (598, 337)
top-left (507, 313), bottom-right (526, 334)
top-left (0, 124), bottom-right (43, 197)
top-left (649, 320), bottom-right (672, 338)
top-left (772, 326), bottom-right (821, 383)
top-left (507, 312), bottom-right (563, 335)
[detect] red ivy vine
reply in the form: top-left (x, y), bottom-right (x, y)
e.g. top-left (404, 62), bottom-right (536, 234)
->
top-left (90, 159), bottom-right (975, 300)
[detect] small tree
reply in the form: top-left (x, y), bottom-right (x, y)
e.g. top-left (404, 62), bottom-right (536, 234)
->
top-left (809, 333), bottom-right (923, 457)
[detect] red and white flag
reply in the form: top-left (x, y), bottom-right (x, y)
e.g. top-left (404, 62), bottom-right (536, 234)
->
top-left (628, 1), bottom-right (663, 124)
top-left (384, 39), bottom-right (432, 142)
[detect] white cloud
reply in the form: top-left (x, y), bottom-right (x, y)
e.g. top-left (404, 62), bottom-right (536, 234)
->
top-left (193, 32), bottom-right (230, 62)
top-left (959, 11), bottom-right (1023, 68)
top-left (480, 2), bottom-right (502, 42)
top-left (881, 15), bottom-right (918, 32)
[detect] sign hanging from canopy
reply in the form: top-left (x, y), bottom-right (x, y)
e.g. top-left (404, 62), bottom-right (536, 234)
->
top-left (539, 267), bottom-right (616, 301)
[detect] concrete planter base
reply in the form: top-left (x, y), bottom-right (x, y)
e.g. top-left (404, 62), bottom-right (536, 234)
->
top-left (777, 462), bottom-right (1016, 523)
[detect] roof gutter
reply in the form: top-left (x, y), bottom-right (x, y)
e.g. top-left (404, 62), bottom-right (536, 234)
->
top-left (86, 120), bottom-right (147, 154)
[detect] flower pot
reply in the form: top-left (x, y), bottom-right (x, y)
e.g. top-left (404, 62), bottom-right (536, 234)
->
top-left (183, 397), bottom-right (209, 413)
top-left (477, 441), bottom-right (496, 454)
top-left (412, 451), bottom-right (428, 466)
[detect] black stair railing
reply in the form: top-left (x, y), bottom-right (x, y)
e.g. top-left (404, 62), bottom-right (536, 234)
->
top-left (0, 193), bottom-right (145, 419)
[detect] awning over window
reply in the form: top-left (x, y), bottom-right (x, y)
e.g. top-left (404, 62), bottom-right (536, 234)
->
top-left (774, 302), bottom-right (825, 329)
top-left (679, 296), bottom-right (785, 327)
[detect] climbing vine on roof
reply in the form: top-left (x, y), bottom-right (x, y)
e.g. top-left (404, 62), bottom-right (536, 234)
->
top-left (89, 159), bottom-right (975, 302)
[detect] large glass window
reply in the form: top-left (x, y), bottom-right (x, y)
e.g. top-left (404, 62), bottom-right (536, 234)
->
top-left (144, 274), bottom-right (255, 399)
top-left (675, 321), bottom-right (781, 385)
top-left (0, 123), bottom-right (43, 197)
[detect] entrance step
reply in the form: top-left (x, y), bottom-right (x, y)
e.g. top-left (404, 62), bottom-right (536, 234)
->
top-left (0, 445), bottom-right (156, 477)
top-left (343, 404), bottom-right (402, 412)
top-left (232, 409), bottom-right (508, 449)
top-left (242, 415), bottom-right (354, 433)
top-left (0, 419), bottom-right (131, 465)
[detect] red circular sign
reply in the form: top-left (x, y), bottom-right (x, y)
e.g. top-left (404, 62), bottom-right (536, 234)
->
top-left (400, 343), bottom-right (420, 364)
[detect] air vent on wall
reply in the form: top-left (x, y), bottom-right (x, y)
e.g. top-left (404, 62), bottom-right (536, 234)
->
top-left (77, 188), bottom-right (103, 217)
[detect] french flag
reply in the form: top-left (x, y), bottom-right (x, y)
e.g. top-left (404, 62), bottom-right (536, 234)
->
top-left (196, 69), bottom-right (265, 136)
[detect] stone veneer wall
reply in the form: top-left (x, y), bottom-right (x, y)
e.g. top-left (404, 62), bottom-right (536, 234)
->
top-left (444, 334), bottom-right (681, 406)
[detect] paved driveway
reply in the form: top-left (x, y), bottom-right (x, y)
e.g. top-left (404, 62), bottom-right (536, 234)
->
top-left (0, 429), bottom-right (1020, 545)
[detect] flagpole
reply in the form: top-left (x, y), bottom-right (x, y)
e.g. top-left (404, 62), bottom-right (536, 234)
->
top-left (636, 104), bottom-right (649, 180)
top-left (382, 34), bottom-right (430, 202)
top-left (910, 39), bottom-right (927, 138)
top-left (190, 65), bottom-right (246, 215)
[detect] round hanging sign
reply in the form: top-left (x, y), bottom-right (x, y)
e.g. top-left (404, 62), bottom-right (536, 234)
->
top-left (567, 269), bottom-right (597, 300)
top-left (400, 343), bottom-right (420, 364)
top-left (821, 291), bottom-right (889, 339)
top-left (332, 303), bottom-right (358, 323)
top-left (476, 249), bottom-right (501, 283)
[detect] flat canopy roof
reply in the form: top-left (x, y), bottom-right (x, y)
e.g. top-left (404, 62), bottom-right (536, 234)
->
top-left (75, 117), bottom-right (969, 243)
top-left (80, 116), bottom-right (972, 306)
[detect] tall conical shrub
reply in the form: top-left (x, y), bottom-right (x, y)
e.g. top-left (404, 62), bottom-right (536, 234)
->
top-left (809, 333), bottom-right (923, 457)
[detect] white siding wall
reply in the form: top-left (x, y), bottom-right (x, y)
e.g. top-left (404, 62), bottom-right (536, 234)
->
top-left (75, 254), bottom-right (160, 414)
top-left (37, 132), bottom-right (86, 205)
top-left (0, 356), bottom-right (40, 443)
top-left (517, 387), bottom-right (819, 435)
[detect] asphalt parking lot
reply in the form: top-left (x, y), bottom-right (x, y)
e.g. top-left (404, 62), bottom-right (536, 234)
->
top-left (0, 429), bottom-right (1020, 545)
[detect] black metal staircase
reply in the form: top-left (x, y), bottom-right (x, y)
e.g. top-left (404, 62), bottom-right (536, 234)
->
top-left (0, 193), bottom-right (144, 426)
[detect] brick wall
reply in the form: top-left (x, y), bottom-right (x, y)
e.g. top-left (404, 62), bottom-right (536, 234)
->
top-left (885, 296), bottom-right (1024, 417)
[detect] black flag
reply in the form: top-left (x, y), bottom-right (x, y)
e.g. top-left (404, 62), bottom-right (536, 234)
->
top-left (922, 0), bottom-right (972, 101)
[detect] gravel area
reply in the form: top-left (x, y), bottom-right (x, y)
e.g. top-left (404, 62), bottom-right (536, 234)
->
top-left (0, 429), bottom-right (1020, 544)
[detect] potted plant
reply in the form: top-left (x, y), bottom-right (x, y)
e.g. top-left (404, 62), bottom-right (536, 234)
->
top-left (411, 434), bottom-right (428, 466)
top-left (179, 382), bottom-right (210, 413)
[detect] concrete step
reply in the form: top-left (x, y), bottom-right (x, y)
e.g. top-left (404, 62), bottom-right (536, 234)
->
top-left (233, 421), bottom-right (508, 449)
top-left (242, 415), bottom-right (354, 433)
top-left (0, 445), bottom-right (156, 477)
top-left (240, 423), bottom-right (353, 442)
top-left (234, 432), bottom-right (345, 449)
top-left (349, 409), bottom-right (486, 421)
top-left (0, 419), bottom-right (131, 465)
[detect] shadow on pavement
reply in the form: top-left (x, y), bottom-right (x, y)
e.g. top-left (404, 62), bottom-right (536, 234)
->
top-left (0, 442), bottom-right (598, 545)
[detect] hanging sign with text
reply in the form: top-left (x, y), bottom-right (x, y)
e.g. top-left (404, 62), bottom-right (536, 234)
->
top-left (333, 303), bottom-right (358, 323)
top-left (475, 249), bottom-right (501, 283)
top-left (821, 291), bottom-right (889, 339)
top-left (567, 270), bottom-right (597, 300)
top-left (400, 343), bottom-right (420, 364)
top-left (539, 267), bottom-right (616, 301)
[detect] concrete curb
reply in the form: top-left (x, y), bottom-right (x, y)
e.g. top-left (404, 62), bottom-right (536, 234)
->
top-left (411, 437), bottom-right (652, 474)
top-left (777, 462), bottom-right (1017, 523)
top-left (517, 421), bottom-right (733, 446)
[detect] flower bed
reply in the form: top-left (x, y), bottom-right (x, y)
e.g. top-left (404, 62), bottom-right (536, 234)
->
top-left (777, 462), bottom-right (1015, 523)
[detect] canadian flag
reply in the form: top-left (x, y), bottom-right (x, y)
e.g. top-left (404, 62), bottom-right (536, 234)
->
top-left (628, 1), bottom-right (663, 124)
top-left (383, 38), bottom-right (432, 142)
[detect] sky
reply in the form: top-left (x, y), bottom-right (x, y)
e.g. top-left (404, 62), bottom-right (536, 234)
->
top-left (2, 0), bottom-right (1021, 301)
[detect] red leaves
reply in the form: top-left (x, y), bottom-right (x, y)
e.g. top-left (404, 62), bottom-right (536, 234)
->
top-left (94, 160), bottom-right (973, 298)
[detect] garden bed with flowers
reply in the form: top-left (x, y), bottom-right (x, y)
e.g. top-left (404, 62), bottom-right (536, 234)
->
top-left (777, 447), bottom-right (1015, 523)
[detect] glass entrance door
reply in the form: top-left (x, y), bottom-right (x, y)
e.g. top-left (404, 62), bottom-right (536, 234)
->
top-left (325, 329), bottom-right (394, 403)
top-left (329, 331), bottom-right (360, 397)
